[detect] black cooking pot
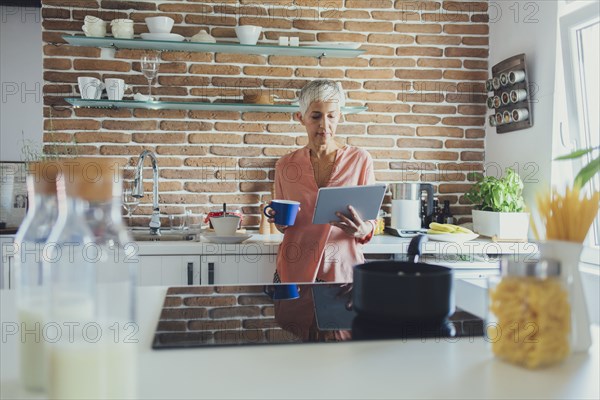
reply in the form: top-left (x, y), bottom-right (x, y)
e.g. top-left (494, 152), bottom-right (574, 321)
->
top-left (353, 235), bottom-right (454, 323)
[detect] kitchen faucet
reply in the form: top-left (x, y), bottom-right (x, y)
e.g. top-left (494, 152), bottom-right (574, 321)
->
top-left (133, 150), bottom-right (161, 235)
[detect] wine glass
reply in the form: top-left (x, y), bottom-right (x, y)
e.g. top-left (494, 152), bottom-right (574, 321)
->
top-left (141, 54), bottom-right (159, 100)
top-left (122, 182), bottom-right (139, 228)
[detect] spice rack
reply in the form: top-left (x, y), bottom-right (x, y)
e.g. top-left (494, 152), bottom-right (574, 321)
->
top-left (486, 53), bottom-right (534, 134)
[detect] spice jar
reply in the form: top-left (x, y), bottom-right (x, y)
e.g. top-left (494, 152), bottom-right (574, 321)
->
top-left (487, 258), bottom-right (571, 369)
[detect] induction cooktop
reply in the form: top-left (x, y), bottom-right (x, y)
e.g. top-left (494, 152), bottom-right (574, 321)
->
top-left (152, 284), bottom-right (484, 349)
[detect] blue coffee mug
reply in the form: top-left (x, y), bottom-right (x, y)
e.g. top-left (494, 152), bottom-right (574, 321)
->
top-left (264, 200), bottom-right (300, 226)
top-left (273, 284), bottom-right (300, 300)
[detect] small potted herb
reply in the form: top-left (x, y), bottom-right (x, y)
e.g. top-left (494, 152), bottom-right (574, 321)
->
top-left (465, 168), bottom-right (529, 240)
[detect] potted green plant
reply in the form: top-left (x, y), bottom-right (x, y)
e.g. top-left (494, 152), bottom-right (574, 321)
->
top-left (465, 167), bottom-right (529, 240)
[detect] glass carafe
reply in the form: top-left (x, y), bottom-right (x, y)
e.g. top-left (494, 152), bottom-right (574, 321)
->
top-left (487, 257), bottom-right (571, 369)
top-left (44, 158), bottom-right (138, 399)
top-left (14, 161), bottom-right (60, 392)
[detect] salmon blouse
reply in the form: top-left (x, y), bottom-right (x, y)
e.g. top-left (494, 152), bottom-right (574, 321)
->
top-left (274, 145), bottom-right (376, 283)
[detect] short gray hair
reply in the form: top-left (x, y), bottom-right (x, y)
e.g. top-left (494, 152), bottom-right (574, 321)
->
top-left (298, 80), bottom-right (346, 115)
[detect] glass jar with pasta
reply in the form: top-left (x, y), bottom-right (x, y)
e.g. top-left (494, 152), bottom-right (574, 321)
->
top-left (487, 258), bottom-right (571, 369)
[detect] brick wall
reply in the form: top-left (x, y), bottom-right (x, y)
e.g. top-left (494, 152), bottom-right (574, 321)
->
top-left (41, 0), bottom-right (488, 228)
top-left (156, 285), bottom-right (301, 346)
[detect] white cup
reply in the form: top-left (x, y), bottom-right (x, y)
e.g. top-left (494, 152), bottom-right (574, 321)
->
top-left (111, 19), bottom-right (134, 39)
top-left (82, 16), bottom-right (107, 37)
top-left (234, 25), bottom-right (262, 45)
top-left (278, 36), bottom-right (289, 46)
top-left (210, 215), bottom-right (241, 236)
top-left (511, 108), bottom-right (529, 122)
top-left (145, 16), bottom-right (174, 34)
top-left (289, 37), bottom-right (299, 46)
top-left (105, 78), bottom-right (129, 101)
top-left (78, 77), bottom-right (104, 100)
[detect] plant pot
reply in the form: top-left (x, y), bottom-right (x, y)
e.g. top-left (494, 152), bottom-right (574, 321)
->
top-left (471, 210), bottom-right (529, 240)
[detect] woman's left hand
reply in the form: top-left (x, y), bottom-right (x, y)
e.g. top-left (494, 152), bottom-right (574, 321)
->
top-left (330, 205), bottom-right (372, 240)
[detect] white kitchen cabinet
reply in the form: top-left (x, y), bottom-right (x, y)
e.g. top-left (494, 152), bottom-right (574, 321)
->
top-left (137, 255), bottom-right (200, 286)
top-left (200, 254), bottom-right (276, 285)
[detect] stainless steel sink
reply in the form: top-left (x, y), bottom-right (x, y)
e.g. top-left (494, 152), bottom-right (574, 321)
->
top-left (128, 228), bottom-right (199, 242)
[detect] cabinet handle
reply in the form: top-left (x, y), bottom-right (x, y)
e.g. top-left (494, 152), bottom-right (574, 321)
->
top-left (187, 262), bottom-right (193, 285)
top-left (208, 262), bottom-right (214, 285)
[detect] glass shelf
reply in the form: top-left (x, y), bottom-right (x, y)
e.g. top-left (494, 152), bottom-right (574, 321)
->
top-left (64, 98), bottom-right (368, 114)
top-left (62, 35), bottom-right (365, 58)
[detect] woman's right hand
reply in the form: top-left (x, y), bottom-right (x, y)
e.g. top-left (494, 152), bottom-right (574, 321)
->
top-left (265, 209), bottom-right (289, 233)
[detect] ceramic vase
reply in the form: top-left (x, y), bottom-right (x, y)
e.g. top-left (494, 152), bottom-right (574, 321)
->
top-left (537, 240), bottom-right (592, 353)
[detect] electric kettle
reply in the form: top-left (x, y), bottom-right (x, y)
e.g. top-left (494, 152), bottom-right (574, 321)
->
top-left (389, 183), bottom-right (434, 234)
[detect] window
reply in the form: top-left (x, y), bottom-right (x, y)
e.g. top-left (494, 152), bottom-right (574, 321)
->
top-left (559, 0), bottom-right (600, 264)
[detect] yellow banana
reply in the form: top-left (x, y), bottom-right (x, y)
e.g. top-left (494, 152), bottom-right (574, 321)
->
top-left (427, 229), bottom-right (446, 234)
top-left (429, 222), bottom-right (455, 232)
top-left (454, 226), bottom-right (474, 234)
top-left (428, 222), bottom-right (474, 234)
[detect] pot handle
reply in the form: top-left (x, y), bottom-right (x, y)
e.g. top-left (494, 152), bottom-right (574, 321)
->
top-left (407, 234), bottom-right (428, 263)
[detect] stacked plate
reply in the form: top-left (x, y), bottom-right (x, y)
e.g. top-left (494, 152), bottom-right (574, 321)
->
top-left (141, 33), bottom-right (185, 42)
top-left (200, 232), bottom-right (252, 244)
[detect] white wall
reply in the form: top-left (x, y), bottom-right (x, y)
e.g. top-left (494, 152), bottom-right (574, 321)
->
top-left (485, 1), bottom-right (560, 208)
top-left (0, 6), bottom-right (43, 162)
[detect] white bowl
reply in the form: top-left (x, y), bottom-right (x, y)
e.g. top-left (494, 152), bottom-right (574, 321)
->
top-left (234, 25), bottom-right (262, 45)
top-left (210, 215), bottom-right (241, 236)
top-left (145, 16), bottom-right (174, 34)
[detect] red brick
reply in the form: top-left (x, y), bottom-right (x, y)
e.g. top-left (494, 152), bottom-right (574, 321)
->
top-left (43, 58), bottom-right (71, 70)
top-left (396, 69), bottom-right (443, 79)
top-left (101, 1), bottom-right (156, 11)
top-left (396, 47), bottom-right (443, 57)
top-left (74, 59), bottom-right (130, 72)
top-left (397, 138), bottom-right (443, 149)
top-left (444, 24), bottom-right (489, 35)
top-left (345, 21), bottom-right (393, 32)
top-left (395, 23), bottom-right (442, 33)
top-left (44, 45), bottom-right (101, 58)
top-left (445, 140), bottom-right (484, 149)
top-left (461, 151), bottom-right (484, 161)
top-left (417, 127), bottom-right (463, 138)
top-left (412, 105), bottom-right (456, 114)
top-left (414, 151), bottom-right (459, 161)
top-left (441, 117), bottom-right (485, 126)
top-left (103, 120), bottom-right (157, 131)
top-left (394, 115), bottom-right (441, 125)
top-left (183, 296), bottom-right (237, 307)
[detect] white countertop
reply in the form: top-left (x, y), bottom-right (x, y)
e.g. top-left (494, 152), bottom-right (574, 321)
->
top-left (1, 287), bottom-right (598, 400)
top-left (135, 233), bottom-right (538, 256)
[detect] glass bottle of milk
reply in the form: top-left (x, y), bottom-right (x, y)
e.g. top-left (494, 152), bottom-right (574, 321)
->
top-left (14, 161), bottom-right (60, 392)
top-left (44, 158), bottom-right (138, 400)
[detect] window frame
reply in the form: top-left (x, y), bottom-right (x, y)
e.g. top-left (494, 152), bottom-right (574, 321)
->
top-left (559, 0), bottom-right (600, 266)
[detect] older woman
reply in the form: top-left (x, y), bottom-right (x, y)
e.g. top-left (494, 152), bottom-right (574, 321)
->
top-left (268, 79), bottom-right (376, 283)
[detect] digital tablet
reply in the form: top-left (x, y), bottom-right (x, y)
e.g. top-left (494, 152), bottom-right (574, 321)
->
top-left (312, 184), bottom-right (387, 225)
top-left (312, 285), bottom-right (355, 331)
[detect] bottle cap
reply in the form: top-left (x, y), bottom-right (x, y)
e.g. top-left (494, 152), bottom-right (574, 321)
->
top-left (500, 257), bottom-right (561, 278)
top-left (59, 158), bottom-right (121, 202)
top-left (27, 160), bottom-right (61, 195)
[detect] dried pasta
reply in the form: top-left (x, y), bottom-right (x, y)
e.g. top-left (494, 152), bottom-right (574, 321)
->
top-left (489, 276), bottom-right (571, 369)
top-left (534, 185), bottom-right (599, 243)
